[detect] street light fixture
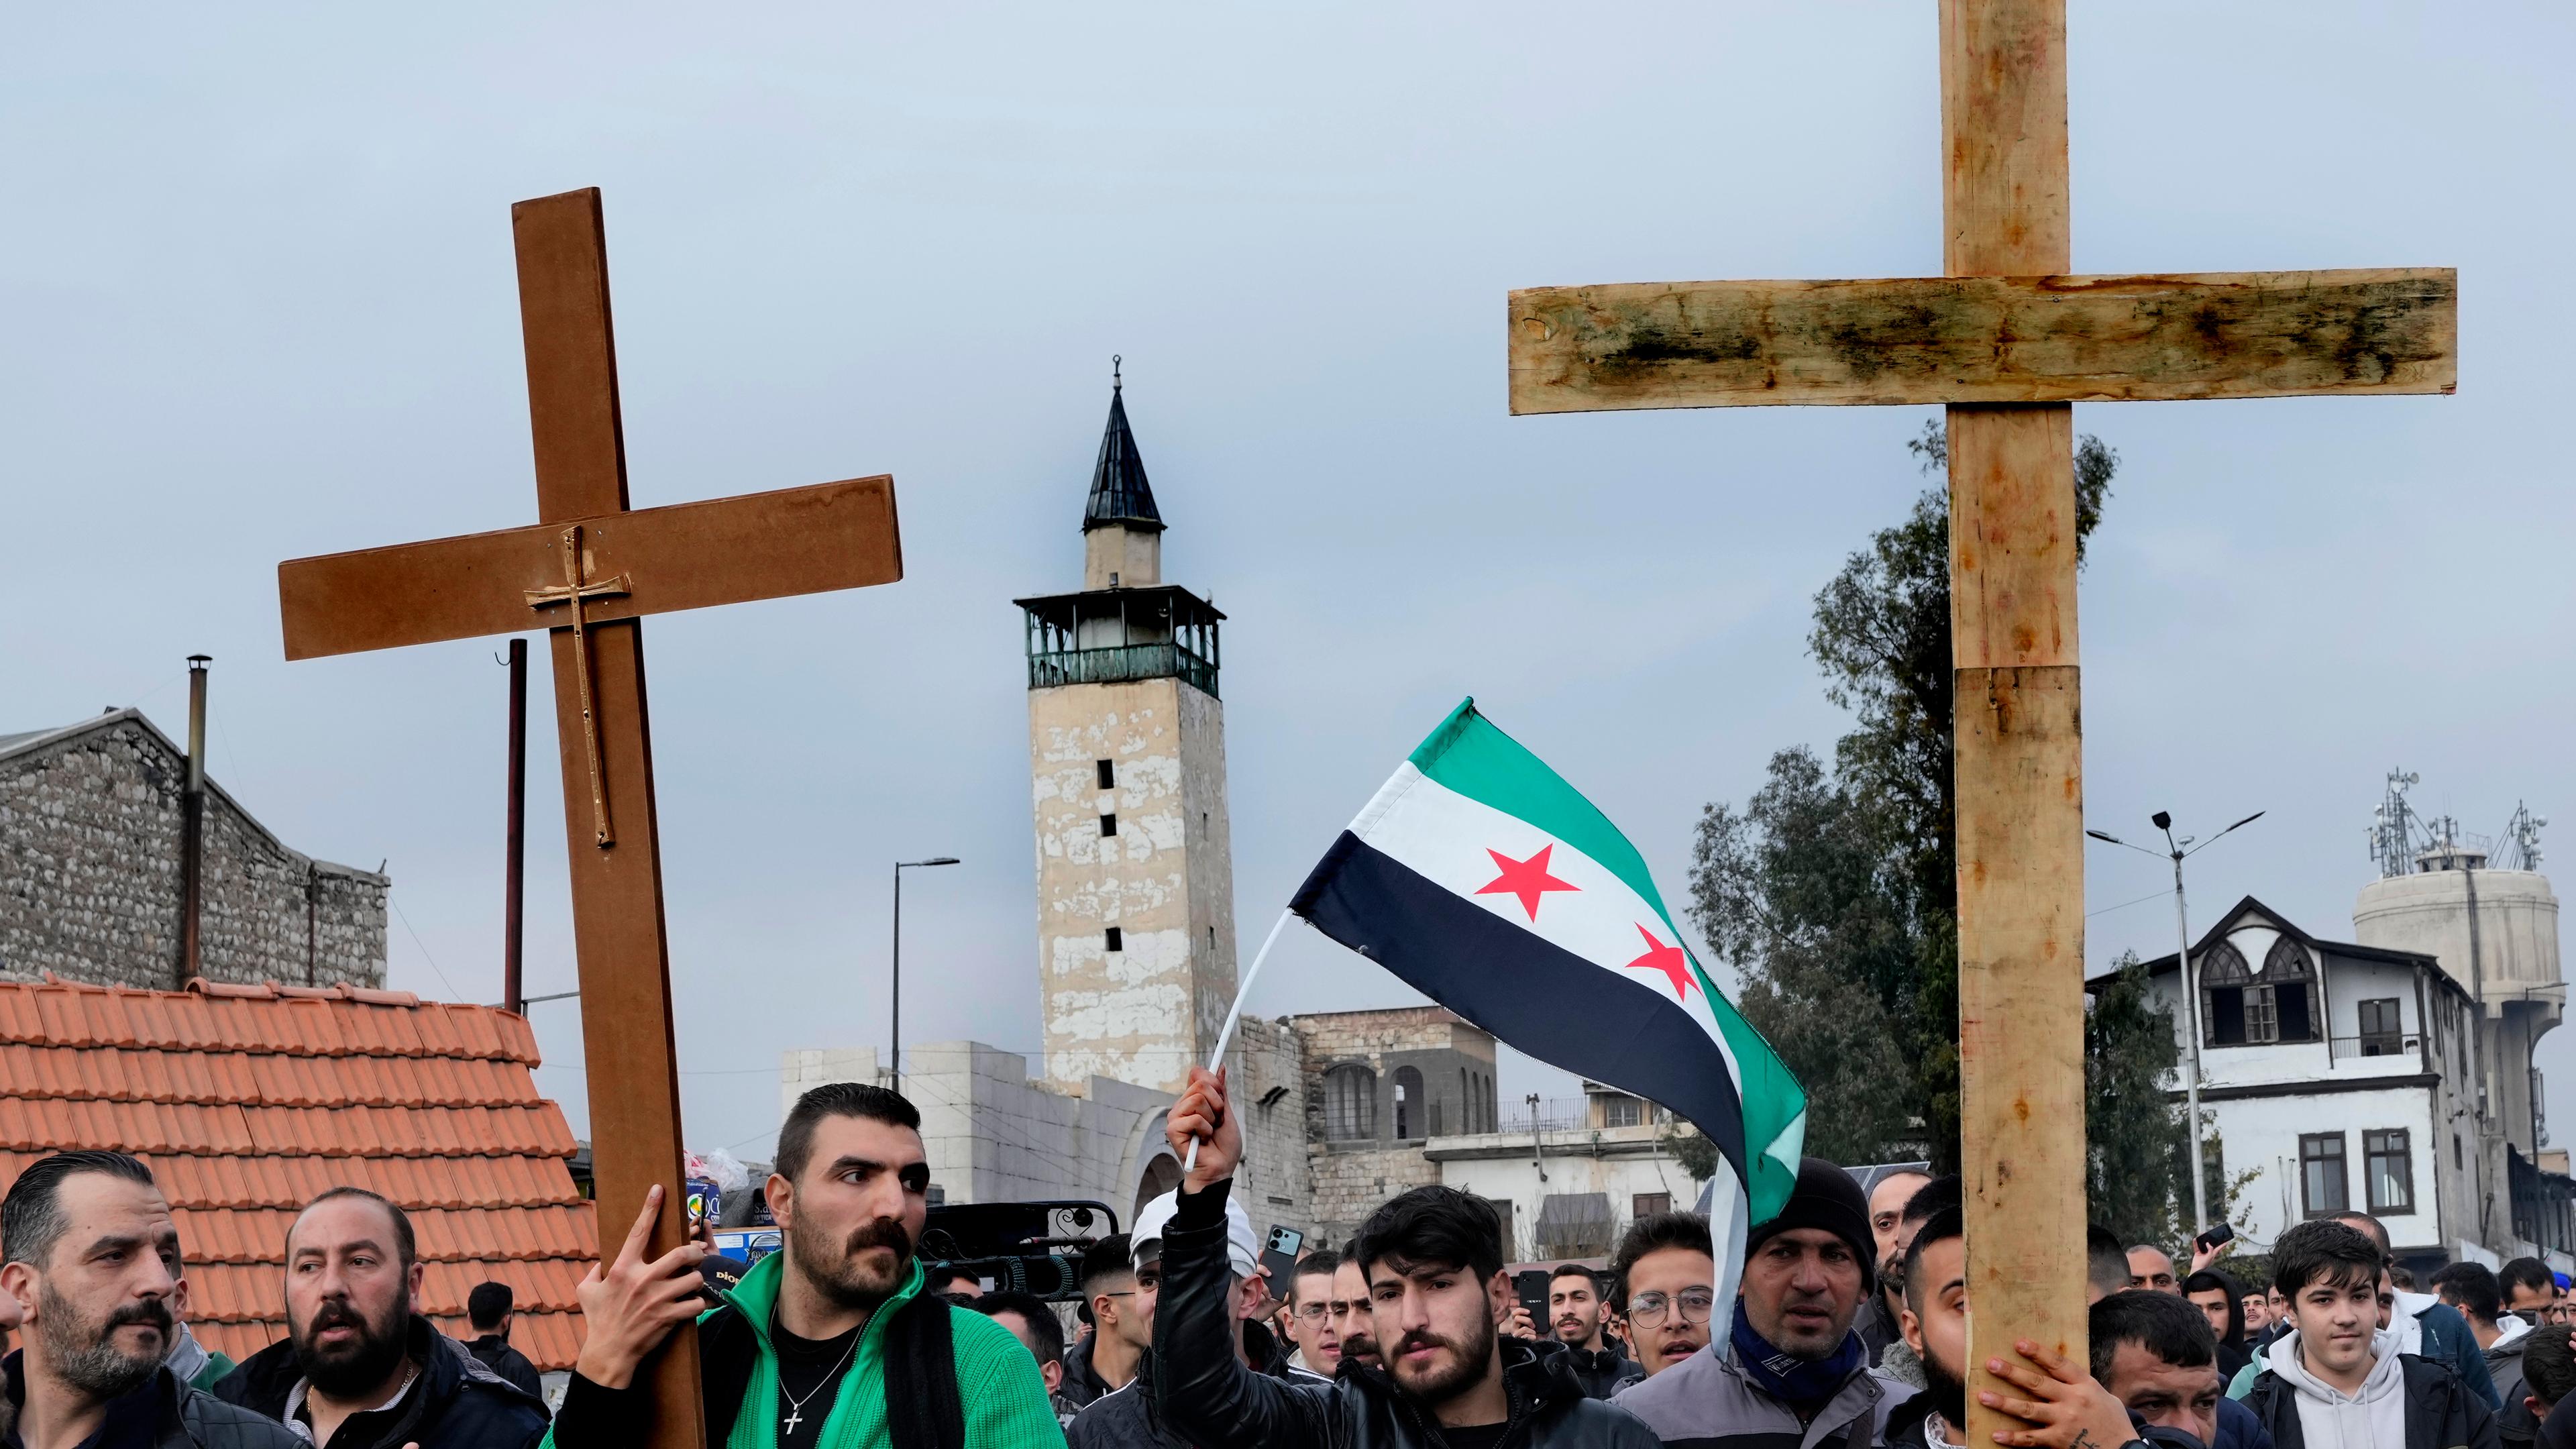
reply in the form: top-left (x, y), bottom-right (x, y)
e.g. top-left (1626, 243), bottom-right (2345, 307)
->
top-left (2087, 810), bottom-right (2263, 1234)
top-left (892, 857), bottom-right (961, 1094)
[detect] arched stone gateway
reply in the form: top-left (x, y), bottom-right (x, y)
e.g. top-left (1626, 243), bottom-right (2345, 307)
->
top-left (1134, 1152), bottom-right (1182, 1219)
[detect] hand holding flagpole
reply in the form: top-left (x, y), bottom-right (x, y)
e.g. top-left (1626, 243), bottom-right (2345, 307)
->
top-left (1177, 908), bottom-right (1294, 1179)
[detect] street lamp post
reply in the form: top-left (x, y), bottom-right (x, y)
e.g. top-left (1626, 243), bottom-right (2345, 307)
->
top-left (892, 857), bottom-right (961, 1094)
top-left (2088, 810), bottom-right (2263, 1236)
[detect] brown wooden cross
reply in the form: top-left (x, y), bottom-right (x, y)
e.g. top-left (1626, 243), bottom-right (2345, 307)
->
top-left (1505, 1), bottom-right (2453, 1431)
top-left (277, 187), bottom-right (905, 1449)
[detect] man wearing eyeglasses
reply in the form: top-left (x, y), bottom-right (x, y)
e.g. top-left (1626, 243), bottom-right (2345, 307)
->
top-left (1613, 1159), bottom-right (1909, 1449)
top-left (1606, 1215), bottom-right (1718, 1381)
top-left (1280, 1251), bottom-right (1343, 1382)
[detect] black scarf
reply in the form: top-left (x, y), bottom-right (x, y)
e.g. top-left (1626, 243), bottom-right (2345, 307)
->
top-left (880, 1290), bottom-right (965, 1449)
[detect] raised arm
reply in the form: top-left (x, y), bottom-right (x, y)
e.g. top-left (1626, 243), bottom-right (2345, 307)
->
top-left (1152, 1068), bottom-right (1336, 1449)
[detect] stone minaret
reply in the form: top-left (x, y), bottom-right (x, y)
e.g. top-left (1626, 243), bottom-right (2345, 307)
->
top-left (1018, 367), bottom-right (1238, 1097)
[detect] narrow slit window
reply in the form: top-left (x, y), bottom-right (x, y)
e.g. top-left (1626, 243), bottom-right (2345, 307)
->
top-left (1099, 813), bottom-right (1118, 837)
top-left (1105, 927), bottom-right (1123, 953)
top-left (1096, 759), bottom-right (1116, 790)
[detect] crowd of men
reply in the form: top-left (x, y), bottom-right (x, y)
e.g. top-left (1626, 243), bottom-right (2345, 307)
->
top-left (9, 1071), bottom-right (2576, 1449)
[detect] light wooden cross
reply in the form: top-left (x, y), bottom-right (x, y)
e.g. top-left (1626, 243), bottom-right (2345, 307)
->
top-left (1505, 1), bottom-right (2453, 1428)
top-left (278, 187), bottom-right (905, 1449)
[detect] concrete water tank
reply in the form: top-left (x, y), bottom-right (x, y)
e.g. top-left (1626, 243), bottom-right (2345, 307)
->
top-left (2354, 847), bottom-right (2563, 1003)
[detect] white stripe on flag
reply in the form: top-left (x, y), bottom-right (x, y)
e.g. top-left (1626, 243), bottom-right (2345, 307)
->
top-left (1350, 763), bottom-right (1743, 1082)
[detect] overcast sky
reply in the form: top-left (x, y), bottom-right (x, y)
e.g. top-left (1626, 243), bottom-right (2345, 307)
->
top-left (7, 3), bottom-right (2571, 1167)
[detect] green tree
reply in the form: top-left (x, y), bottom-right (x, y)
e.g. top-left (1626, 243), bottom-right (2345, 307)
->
top-left (1689, 421), bottom-right (2117, 1171)
top-left (2086, 953), bottom-right (2188, 1249)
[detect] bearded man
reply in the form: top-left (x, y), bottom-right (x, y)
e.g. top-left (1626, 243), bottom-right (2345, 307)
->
top-left (546, 1081), bottom-right (1057, 1448)
top-left (215, 1187), bottom-right (548, 1448)
top-left (1152, 1065), bottom-right (1658, 1449)
top-left (0, 1150), bottom-right (298, 1449)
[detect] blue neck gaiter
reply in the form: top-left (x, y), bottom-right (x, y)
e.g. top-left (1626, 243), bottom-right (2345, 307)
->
top-left (1731, 1299), bottom-right (1864, 1413)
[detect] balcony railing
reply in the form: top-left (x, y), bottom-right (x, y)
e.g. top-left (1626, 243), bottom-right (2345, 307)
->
top-left (1028, 642), bottom-right (1218, 698)
top-left (2327, 1032), bottom-right (2422, 1067)
top-left (1497, 1097), bottom-right (1590, 1134)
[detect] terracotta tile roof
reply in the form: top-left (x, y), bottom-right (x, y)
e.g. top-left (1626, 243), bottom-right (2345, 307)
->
top-left (0, 975), bottom-right (595, 1371)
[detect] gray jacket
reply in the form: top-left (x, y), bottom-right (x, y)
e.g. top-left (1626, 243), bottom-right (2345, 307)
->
top-left (2489, 1318), bottom-right (2536, 1446)
top-left (0, 1356), bottom-right (303, 1449)
top-left (1611, 1340), bottom-right (1910, 1449)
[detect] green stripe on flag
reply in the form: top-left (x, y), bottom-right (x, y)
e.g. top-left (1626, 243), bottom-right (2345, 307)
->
top-left (1407, 700), bottom-right (1675, 929)
top-left (1408, 698), bottom-right (1809, 1223)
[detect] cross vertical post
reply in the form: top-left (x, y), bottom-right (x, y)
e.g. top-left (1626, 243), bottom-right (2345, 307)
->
top-left (511, 188), bottom-right (704, 1448)
top-left (1503, 0), bottom-right (2455, 1434)
top-left (1939, 1), bottom-right (2089, 1431)
top-left (278, 184), bottom-right (906, 1448)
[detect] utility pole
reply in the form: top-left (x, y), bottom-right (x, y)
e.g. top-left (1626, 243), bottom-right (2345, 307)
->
top-left (1527, 1092), bottom-right (1548, 1183)
top-left (892, 857), bottom-right (961, 1093)
top-left (2089, 808), bottom-right (2263, 1235)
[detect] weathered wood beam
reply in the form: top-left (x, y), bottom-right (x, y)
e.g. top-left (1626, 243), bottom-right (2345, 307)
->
top-left (1507, 267), bottom-right (2457, 413)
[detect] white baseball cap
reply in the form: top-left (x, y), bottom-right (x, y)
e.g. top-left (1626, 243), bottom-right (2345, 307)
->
top-left (1131, 1188), bottom-right (1260, 1279)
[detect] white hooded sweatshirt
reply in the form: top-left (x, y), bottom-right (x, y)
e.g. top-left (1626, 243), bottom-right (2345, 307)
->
top-left (2265, 1327), bottom-right (2408, 1449)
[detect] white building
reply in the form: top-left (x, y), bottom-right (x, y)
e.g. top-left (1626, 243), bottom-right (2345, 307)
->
top-left (1427, 1082), bottom-right (1704, 1266)
top-left (2104, 837), bottom-right (2569, 1272)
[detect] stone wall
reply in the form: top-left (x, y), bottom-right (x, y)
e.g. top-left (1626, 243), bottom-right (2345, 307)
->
top-left (1292, 1007), bottom-right (1500, 1245)
top-left (0, 713), bottom-right (386, 990)
top-left (1228, 1014), bottom-right (1314, 1238)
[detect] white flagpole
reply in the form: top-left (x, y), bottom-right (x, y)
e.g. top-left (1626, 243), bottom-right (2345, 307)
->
top-left (1182, 908), bottom-right (1296, 1174)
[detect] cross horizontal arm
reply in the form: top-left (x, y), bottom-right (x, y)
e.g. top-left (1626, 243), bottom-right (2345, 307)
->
top-left (278, 474), bottom-right (902, 660)
top-left (1508, 267), bottom-right (2455, 414)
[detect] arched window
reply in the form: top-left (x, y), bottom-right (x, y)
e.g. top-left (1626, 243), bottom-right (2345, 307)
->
top-left (2260, 938), bottom-right (2318, 1042)
top-left (1324, 1064), bottom-right (1377, 1141)
top-left (2200, 941), bottom-right (2253, 1046)
top-left (1392, 1066), bottom-right (1426, 1140)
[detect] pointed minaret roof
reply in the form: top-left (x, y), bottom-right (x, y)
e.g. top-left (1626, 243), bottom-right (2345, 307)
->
top-left (1083, 357), bottom-right (1164, 534)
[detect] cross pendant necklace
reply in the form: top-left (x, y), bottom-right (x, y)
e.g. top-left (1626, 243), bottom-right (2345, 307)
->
top-left (776, 1319), bottom-right (860, 1440)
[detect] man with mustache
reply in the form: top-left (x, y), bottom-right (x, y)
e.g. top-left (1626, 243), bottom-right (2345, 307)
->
top-left (1858, 1170), bottom-right (1931, 1371)
top-left (0, 1150), bottom-right (299, 1449)
top-left (1548, 1267), bottom-right (1633, 1399)
top-left (543, 1081), bottom-right (1057, 1448)
top-left (1329, 1254), bottom-right (1381, 1375)
top-left (214, 1187), bottom-right (548, 1448)
top-left (1153, 1065), bottom-right (1658, 1449)
top-left (1612, 1157), bottom-right (1907, 1448)
top-left (2089, 1283), bottom-right (2274, 1449)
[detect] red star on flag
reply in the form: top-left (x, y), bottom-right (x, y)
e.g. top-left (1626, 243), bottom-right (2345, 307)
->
top-left (1627, 923), bottom-right (1696, 1001)
top-left (1475, 844), bottom-right (1580, 921)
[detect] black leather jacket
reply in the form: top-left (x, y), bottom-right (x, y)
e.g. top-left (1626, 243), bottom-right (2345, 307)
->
top-left (1150, 1180), bottom-right (1660, 1449)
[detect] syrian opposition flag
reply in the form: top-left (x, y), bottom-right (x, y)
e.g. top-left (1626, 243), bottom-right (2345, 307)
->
top-left (1289, 698), bottom-right (1806, 1277)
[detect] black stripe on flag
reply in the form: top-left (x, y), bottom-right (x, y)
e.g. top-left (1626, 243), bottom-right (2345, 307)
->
top-left (1291, 830), bottom-right (1750, 1183)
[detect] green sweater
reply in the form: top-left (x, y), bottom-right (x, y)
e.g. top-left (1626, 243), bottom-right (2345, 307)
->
top-left (545, 1250), bottom-right (1062, 1449)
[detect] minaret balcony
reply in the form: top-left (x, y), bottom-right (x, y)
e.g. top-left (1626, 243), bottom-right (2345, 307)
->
top-left (1016, 584), bottom-right (1224, 699)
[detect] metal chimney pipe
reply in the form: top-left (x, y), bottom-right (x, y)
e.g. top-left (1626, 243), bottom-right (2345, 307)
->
top-left (504, 639), bottom-right (528, 1014)
top-left (178, 654), bottom-right (211, 987)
